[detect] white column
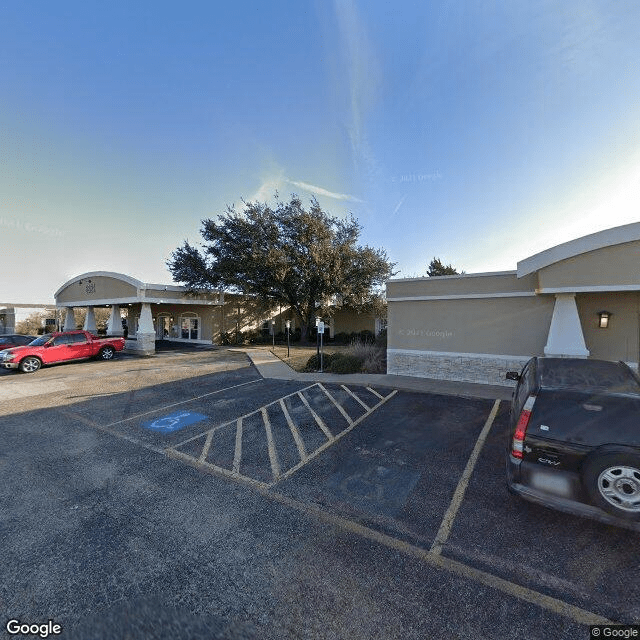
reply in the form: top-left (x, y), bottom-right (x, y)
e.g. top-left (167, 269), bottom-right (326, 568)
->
top-left (63, 307), bottom-right (76, 331)
top-left (83, 306), bottom-right (97, 332)
top-left (107, 305), bottom-right (123, 336)
top-left (138, 303), bottom-right (154, 334)
top-left (544, 293), bottom-right (590, 358)
top-left (135, 303), bottom-right (156, 355)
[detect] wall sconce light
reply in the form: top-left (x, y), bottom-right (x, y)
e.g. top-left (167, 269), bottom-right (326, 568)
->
top-left (598, 311), bottom-right (611, 328)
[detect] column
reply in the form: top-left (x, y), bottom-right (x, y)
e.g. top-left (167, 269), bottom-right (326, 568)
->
top-left (63, 307), bottom-right (76, 331)
top-left (544, 293), bottom-right (590, 358)
top-left (106, 305), bottom-right (123, 336)
top-left (135, 303), bottom-right (156, 354)
top-left (83, 306), bottom-right (97, 333)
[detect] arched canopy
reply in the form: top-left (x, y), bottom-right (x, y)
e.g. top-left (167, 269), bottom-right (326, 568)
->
top-left (517, 222), bottom-right (640, 286)
top-left (55, 271), bottom-right (223, 307)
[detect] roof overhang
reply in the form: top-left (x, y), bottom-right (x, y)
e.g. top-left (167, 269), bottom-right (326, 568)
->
top-left (517, 222), bottom-right (640, 278)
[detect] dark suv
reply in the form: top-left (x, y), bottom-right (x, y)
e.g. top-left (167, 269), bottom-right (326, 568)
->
top-left (506, 357), bottom-right (640, 529)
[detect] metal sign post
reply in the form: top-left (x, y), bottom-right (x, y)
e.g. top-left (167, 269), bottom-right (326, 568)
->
top-left (318, 321), bottom-right (325, 372)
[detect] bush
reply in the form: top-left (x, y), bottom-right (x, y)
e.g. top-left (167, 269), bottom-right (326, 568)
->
top-left (220, 330), bottom-right (248, 345)
top-left (327, 354), bottom-right (363, 374)
top-left (304, 352), bottom-right (339, 371)
top-left (359, 330), bottom-right (375, 344)
top-left (346, 340), bottom-right (386, 373)
top-left (375, 328), bottom-right (387, 348)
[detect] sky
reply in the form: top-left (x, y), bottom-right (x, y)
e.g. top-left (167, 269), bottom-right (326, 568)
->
top-left (1, 0), bottom-right (640, 304)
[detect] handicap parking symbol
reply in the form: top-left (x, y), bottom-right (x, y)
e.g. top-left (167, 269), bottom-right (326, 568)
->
top-left (143, 411), bottom-right (208, 433)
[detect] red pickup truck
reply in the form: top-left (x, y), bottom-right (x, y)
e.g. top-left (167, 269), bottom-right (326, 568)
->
top-left (0, 330), bottom-right (126, 373)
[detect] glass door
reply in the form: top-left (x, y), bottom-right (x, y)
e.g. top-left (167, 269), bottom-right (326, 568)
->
top-left (181, 317), bottom-right (199, 340)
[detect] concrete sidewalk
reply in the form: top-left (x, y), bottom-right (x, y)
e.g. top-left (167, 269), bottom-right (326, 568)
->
top-left (234, 348), bottom-right (513, 401)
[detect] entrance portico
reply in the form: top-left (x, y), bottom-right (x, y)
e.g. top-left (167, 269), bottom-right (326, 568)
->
top-left (54, 272), bottom-right (224, 355)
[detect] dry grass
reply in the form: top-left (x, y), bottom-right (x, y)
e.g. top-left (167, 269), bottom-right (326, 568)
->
top-left (263, 341), bottom-right (386, 374)
top-left (346, 341), bottom-right (386, 373)
top-left (268, 344), bottom-right (350, 372)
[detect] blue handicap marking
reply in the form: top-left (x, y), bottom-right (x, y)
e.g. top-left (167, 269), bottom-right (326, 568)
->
top-left (143, 411), bottom-right (208, 433)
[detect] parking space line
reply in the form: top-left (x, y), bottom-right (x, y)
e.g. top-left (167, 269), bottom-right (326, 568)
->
top-left (318, 384), bottom-right (353, 424)
top-left (169, 384), bottom-right (398, 488)
top-left (366, 387), bottom-right (385, 400)
top-left (340, 384), bottom-right (370, 410)
top-left (298, 391), bottom-right (334, 440)
top-left (272, 389), bottom-right (398, 486)
top-left (233, 418), bottom-right (243, 474)
top-left (430, 398), bottom-right (501, 555)
top-left (199, 430), bottom-right (214, 464)
top-left (54, 407), bottom-right (166, 456)
top-left (262, 407), bottom-right (281, 479)
top-left (265, 488), bottom-right (614, 627)
top-left (280, 398), bottom-right (307, 461)
top-left (167, 448), bottom-right (270, 490)
top-left (103, 378), bottom-right (262, 427)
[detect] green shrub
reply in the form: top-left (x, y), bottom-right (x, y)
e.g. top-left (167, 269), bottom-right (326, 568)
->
top-left (304, 352), bottom-right (339, 371)
top-left (327, 354), bottom-right (363, 374)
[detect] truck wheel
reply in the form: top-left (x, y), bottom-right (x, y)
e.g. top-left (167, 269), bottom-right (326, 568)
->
top-left (583, 452), bottom-right (640, 520)
top-left (98, 346), bottom-right (115, 360)
top-left (19, 357), bottom-right (42, 373)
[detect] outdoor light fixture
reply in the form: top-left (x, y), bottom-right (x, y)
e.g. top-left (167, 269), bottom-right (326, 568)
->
top-left (598, 311), bottom-right (611, 328)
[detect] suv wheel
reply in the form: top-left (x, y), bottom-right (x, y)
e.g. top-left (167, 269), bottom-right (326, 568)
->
top-left (583, 452), bottom-right (640, 519)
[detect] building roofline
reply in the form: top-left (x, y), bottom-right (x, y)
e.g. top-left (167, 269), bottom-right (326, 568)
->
top-left (388, 270), bottom-right (516, 283)
top-left (54, 271), bottom-right (145, 298)
top-left (517, 222), bottom-right (640, 277)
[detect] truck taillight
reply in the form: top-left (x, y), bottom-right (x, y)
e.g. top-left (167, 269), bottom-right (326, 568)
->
top-left (511, 395), bottom-right (536, 459)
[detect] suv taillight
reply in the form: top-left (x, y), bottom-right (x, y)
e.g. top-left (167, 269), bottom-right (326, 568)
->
top-left (511, 395), bottom-right (536, 459)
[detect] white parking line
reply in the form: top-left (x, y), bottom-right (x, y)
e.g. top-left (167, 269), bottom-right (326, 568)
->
top-left (262, 407), bottom-right (281, 479)
top-left (233, 417), bottom-right (243, 475)
top-left (104, 378), bottom-right (262, 427)
top-left (265, 488), bottom-right (613, 627)
top-left (169, 384), bottom-right (397, 487)
top-left (297, 391), bottom-right (334, 440)
top-left (366, 387), bottom-right (385, 400)
top-left (318, 383), bottom-right (353, 425)
top-left (280, 398), bottom-right (308, 461)
top-left (430, 398), bottom-right (501, 555)
top-left (199, 430), bottom-right (214, 464)
top-left (340, 384), bottom-right (371, 410)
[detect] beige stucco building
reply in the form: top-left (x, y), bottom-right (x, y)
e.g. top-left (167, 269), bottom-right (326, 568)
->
top-left (54, 272), bottom-right (228, 354)
top-left (53, 271), bottom-right (381, 354)
top-left (387, 223), bottom-right (640, 386)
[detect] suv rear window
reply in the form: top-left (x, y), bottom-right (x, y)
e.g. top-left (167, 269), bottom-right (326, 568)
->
top-left (539, 359), bottom-right (640, 395)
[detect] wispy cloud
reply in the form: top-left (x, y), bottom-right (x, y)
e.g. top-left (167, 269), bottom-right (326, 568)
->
top-left (392, 195), bottom-right (406, 216)
top-left (333, 0), bottom-right (382, 182)
top-left (249, 177), bottom-right (284, 203)
top-left (286, 179), bottom-right (363, 203)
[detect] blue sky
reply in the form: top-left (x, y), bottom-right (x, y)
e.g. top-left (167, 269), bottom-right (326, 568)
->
top-left (2, 0), bottom-right (639, 304)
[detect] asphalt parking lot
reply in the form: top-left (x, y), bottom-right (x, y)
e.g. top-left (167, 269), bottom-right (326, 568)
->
top-left (1, 347), bottom-right (638, 639)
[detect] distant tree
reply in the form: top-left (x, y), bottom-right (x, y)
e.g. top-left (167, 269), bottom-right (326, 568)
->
top-left (427, 257), bottom-right (460, 276)
top-left (167, 194), bottom-right (396, 342)
top-left (16, 311), bottom-right (51, 335)
top-left (16, 308), bottom-right (110, 334)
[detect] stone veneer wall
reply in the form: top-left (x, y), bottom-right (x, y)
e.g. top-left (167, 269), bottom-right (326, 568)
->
top-left (387, 349), bottom-right (530, 386)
